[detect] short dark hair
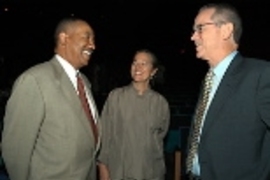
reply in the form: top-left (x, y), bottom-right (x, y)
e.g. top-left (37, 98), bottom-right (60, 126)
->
top-left (199, 3), bottom-right (242, 44)
top-left (54, 17), bottom-right (89, 44)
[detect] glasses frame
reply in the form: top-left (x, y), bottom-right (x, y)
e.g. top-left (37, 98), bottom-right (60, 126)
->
top-left (193, 22), bottom-right (217, 34)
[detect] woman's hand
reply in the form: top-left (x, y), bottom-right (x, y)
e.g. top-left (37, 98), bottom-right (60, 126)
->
top-left (98, 163), bottom-right (111, 180)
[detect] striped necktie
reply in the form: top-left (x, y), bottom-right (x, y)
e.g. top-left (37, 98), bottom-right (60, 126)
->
top-left (186, 69), bottom-right (214, 173)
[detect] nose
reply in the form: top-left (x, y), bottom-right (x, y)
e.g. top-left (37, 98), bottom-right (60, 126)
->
top-left (133, 63), bottom-right (142, 70)
top-left (134, 64), bottom-right (140, 69)
top-left (88, 39), bottom-right (96, 50)
top-left (90, 44), bottom-right (96, 50)
top-left (190, 31), bottom-right (197, 41)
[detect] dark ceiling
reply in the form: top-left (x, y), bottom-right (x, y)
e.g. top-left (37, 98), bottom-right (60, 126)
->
top-left (0, 0), bottom-right (269, 89)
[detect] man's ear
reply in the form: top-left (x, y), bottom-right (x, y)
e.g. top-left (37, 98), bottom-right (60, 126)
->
top-left (222, 22), bottom-right (234, 40)
top-left (59, 32), bottom-right (68, 46)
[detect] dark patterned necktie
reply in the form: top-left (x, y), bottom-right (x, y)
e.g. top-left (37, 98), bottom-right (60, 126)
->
top-left (186, 69), bottom-right (214, 172)
top-left (77, 73), bottom-right (98, 145)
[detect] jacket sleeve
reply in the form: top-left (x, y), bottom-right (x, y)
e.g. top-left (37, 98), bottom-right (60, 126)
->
top-left (2, 73), bottom-right (45, 180)
top-left (257, 64), bottom-right (270, 127)
top-left (160, 97), bottom-right (170, 140)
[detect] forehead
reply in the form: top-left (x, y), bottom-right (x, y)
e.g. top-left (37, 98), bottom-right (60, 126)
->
top-left (195, 8), bottom-right (216, 23)
top-left (69, 21), bottom-right (94, 35)
top-left (134, 52), bottom-right (152, 61)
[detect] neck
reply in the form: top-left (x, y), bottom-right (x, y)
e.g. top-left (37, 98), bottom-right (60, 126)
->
top-left (208, 48), bottom-right (237, 68)
top-left (132, 81), bottom-right (150, 95)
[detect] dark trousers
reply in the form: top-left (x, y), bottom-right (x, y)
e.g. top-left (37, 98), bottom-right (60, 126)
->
top-left (189, 172), bottom-right (201, 180)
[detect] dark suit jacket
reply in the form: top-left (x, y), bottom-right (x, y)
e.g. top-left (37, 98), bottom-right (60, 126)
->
top-left (188, 53), bottom-right (270, 180)
top-left (2, 56), bottom-right (101, 180)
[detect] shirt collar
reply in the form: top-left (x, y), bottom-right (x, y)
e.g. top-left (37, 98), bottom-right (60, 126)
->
top-left (212, 51), bottom-right (238, 79)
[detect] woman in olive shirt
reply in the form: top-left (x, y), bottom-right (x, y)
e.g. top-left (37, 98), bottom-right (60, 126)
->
top-left (98, 49), bottom-right (170, 180)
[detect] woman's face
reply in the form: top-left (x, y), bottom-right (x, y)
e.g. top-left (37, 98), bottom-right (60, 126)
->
top-left (131, 52), bottom-right (157, 84)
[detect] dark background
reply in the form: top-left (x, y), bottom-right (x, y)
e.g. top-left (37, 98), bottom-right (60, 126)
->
top-left (1, 0), bottom-right (270, 127)
top-left (1, 0), bottom-right (270, 93)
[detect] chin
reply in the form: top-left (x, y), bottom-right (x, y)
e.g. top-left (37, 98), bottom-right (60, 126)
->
top-left (83, 60), bottom-right (89, 66)
top-left (196, 52), bottom-right (204, 59)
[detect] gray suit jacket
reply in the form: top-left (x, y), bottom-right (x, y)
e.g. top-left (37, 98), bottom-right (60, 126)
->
top-left (2, 57), bottom-right (101, 180)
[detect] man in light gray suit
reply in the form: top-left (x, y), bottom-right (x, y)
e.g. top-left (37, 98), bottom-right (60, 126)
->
top-left (1, 17), bottom-right (101, 180)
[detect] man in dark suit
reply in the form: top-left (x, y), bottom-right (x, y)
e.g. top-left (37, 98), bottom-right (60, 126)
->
top-left (186, 3), bottom-right (270, 180)
top-left (2, 17), bottom-right (101, 180)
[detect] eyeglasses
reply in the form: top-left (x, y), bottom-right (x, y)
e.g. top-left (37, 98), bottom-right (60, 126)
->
top-left (193, 22), bottom-right (217, 34)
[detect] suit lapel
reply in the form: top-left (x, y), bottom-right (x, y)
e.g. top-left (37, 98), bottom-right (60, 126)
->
top-left (51, 58), bottom-right (95, 140)
top-left (201, 54), bottom-right (245, 138)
